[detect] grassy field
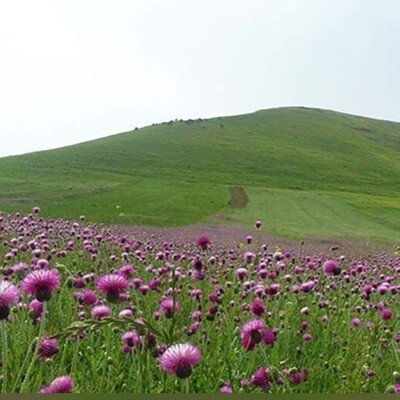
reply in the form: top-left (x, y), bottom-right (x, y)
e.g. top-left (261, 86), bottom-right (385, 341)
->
top-left (0, 212), bottom-right (399, 393)
top-left (1, 107), bottom-right (400, 242)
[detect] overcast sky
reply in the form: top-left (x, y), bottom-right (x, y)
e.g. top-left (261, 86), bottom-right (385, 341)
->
top-left (0, 0), bottom-right (399, 157)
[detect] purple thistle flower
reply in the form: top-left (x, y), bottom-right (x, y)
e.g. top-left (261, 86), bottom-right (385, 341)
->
top-left (380, 308), bottom-right (393, 320)
top-left (351, 318), bottom-right (361, 328)
top-left (22, 269), bottom-right (61, 301)
top-left (323, 259), bottom-right (338, 274)
top-left (39, 376), bottom-right (74, 393)
top-left (246, 235), bottom-right (253, 244)
top-left (250, 299), bottom-right (266, 317)
top-left (116, 264), bottom-right (136, 279)
top-left (119, 308), bottom-right (133, 319)
top-left (29, 299), bottom-right (44, 321)
top-left (0, 280), bottom-right (19, 319)
top-left (96, 274), bottom-right (129, 303)
top-left (159, 343), bottom-right (201, 379)
top-left (160, 299), bottom-right (180, 318)
top-left (235, 268), bottom-right (248, 280)
top-left (121, 330), bottom-right (141, 348)
top-left (39, 337), bottom-right (59, 360)
top-left (196, 236), bottom-right (211, 250)
top-left (80, 290), bottom-right (98, 306)
top-left (243, 251), bottom-right (256, 263)
top-left (289, 369), bottom-right (308, 384)
top-left (91, 305), bottom-right (111, 319)
top-left (220, 382), bottom-right (233, 393)
top-left (254, 220), bottom-right (262, 229)
top-left (240, 319), bottom-right (266, 350)
top-left (251, 367), bottom-right (272, 391)
top-left (262, 329), bottom-right (277, 346)
top-left (303, 333), bottom-right (313, 342)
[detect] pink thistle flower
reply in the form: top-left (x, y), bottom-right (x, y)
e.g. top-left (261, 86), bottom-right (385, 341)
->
top-left (159, 343), bottom-right (201, 379)
top-left (188, 321), bottom-right (200, 336)
top-left (380, 309), bottom-right (393, 320)
top-left (240, 319), bottom-right (266, 350)
top-left (91, 305), bottom-right (111, 319)
top-left (254, 220), bottom-right (262, 229)
top-left (262, 328), bottom-right (277, 346)
top-left (300, 307), bottom-right (310, 315)
top-left (246, 235), bottom-right (253, 244)
top-left (39, 376), bottom-right (74, 393)
top-left (250, 299), bottom-right (266, 317)
top-left (323, 259), bottom-right (338, 275)
top-left (303, 333), bottom-right (313, 342)
top-left (121, 330), bottom-right (141, 348)
top-left (116, 264), bottom-right (136, 279)
top-left (22, 269), bottom-right (61, 301)
top-left (138, 285), bottom-right (151, 295)
top-left (220, 382), bottom-right (233, 393)
top-left (80, 290), bottom-right (98, 306)
top-left (39, 337), bottom-right (59, 360)
top-left (29, 299), bottom-right (43, 321)
top-left (351, 318), bottom-right (361, 328)
top-left (243, 252), bottom-right (256, 263)
top-left (119, 308), bottom-right (133, 319)
top-left (196, 236), bottom-right (211, 250)
top-left (96, 274), bottom-right (129, 303)
top-left (160, 299), bottom-right (180, 319)
top-left (235, 268), bottom-right (248, 280)
top-left (251, 367), bottom-right (272, 391)
top-left (289, 369), bottom-right (308, 384)
top-left (0, 280), bottom-right (19, 319)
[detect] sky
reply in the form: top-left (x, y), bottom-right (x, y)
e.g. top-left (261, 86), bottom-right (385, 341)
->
top-left (0, 0), bottom-right (399, 157)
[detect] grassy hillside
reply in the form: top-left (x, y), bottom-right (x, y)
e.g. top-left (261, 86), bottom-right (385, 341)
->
top-left (1, 107), bottom-right (400, 242)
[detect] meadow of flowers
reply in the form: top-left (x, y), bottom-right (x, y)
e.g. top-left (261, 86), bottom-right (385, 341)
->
top-left (0, 209), bottom-right (399, 393)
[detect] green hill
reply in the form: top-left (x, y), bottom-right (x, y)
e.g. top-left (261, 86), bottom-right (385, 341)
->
top-left (1, 107), bottom-right (400, 242)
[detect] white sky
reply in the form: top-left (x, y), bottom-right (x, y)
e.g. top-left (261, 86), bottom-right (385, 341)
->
top-left (0, 0), bottom-right (399, 157)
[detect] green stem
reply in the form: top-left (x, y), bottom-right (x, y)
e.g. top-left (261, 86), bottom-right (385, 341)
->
top-left (184, 378), bottom-right (190, 393)
top-left (19, 302), bottom-right (47, 393)
top-left (1, 320), bottom-right (8, 393)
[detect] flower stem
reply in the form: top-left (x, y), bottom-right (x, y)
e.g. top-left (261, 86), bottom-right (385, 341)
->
top-left (185, 378), bottom-right (190, 393)
top-left (1, 321), bottom-right (8, 393)
top-left (19, 302), bottom-right (47, 393)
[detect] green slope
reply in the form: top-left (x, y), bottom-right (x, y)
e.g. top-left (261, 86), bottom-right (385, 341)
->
top-left (1, 107), bottom-right (400, 242)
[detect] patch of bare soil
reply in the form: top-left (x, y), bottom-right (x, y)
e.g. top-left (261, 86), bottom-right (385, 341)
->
top-left (228, 187), bottom-right (249, 208)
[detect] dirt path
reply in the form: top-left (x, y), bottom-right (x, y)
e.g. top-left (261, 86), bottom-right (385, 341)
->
top-left (228, 187), bottom-right (249, 208)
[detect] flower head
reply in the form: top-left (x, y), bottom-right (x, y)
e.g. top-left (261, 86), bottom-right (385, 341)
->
top-left (121, 330), bottom-right (141, 348)
top-left (251, 367), bottom-right (272, 391)
top-left (159, 343), bottom-right (201, 379)
top-left (160, 299), bottom-right (180, 318)
top-left (39, 337), bottom-right (59, 360)
top-left (29, 299), bottom-right (44, 321)
top-left (39, 376), bottom-right (74, 393)
top-left (22, 269), bottom-right (61, 301)
top-left (80, 290), bottom-right (98, 306)
top-left (196, 236), bottom-right (211, 250)
top-left (240, 319), bottom-right (266, 350)
top-left (96, 274), bottom-right (129, 303)
top-left (323, 259), bottom-right (338, 275)
top-left (0, 280), bottom-right (19, 319)
top-left (91, 305), bottom-right (111, 319)
top-left (250, 299), bottom-right (266, 317)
